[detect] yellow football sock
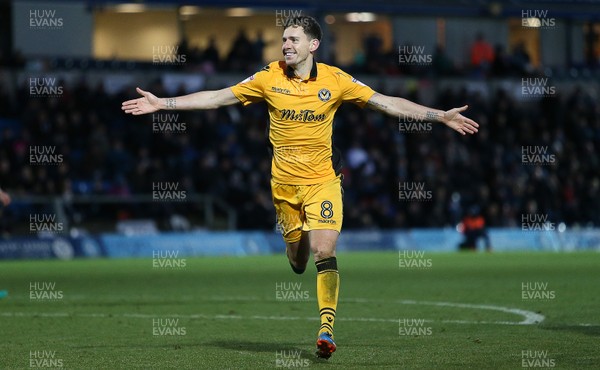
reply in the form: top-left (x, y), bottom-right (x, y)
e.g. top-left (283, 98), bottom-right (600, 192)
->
top-left (315, 257), bottom-right (339, 338)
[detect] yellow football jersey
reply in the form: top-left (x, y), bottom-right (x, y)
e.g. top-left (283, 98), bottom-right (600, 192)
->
top-left (230, 60), bottom-right (375, 185)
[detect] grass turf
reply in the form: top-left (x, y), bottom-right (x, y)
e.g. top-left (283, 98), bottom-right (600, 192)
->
top-left (1, 251), bottom-right (599, 369)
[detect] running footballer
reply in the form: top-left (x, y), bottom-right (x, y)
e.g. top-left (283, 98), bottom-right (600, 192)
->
top-left (122, 16), bottom-right (479, 359)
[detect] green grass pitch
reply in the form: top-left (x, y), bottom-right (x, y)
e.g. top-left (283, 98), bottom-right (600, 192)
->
top-left (1, 251), bottom-right (599, 369)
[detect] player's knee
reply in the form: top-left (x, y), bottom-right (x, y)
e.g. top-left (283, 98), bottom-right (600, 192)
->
top-left (309, 230), bottom-right (338, 261)
top-left (312, 246), bottom-right (335, 261)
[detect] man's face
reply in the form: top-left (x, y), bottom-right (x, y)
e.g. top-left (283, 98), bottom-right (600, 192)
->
top-left (282, 26), bottom-right (316, 67)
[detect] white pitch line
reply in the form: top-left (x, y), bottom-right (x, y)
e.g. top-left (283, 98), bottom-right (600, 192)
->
top-left (0, 298), bottom-right (548, 326)
top-left (395, 300), bottom-right (545, 325)
top-left (0, 311), bottom-right (544, 326)
top-left (0, 311), bottom-right (539, 326)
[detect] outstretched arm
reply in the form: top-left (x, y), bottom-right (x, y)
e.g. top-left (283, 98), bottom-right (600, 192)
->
top-left (366, 92), bottom-right (479, 135)
top-left (122, 87), bottom-right (239, 115)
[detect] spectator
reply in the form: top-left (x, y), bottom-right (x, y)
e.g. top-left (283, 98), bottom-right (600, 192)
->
top-left (252, 29), bottom-right (269, 66)
top-left (510, 41), bottom-right (533, 75)
top-left (363, 32), bottom-right (384, 73)
top-left (432, 44), bottom-right (455, 76)
top-left (202, 36), bottom-right (221, 71)
top-left (470, 33), bottom-right (494, 77)
top-left (491, 44), bottom-right (510, 77)
top-left (227, 29), bottom-right (253, 72)
top-left (458, 206), bottom-right (491, 251)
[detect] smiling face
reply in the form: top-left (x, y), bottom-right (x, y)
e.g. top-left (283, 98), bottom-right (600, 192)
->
top-left (282, 25), bottom-right (319, 68)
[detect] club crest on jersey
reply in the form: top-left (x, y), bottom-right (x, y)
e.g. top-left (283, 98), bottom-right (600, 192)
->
top-left (318, 88), bottom-right (331, 102)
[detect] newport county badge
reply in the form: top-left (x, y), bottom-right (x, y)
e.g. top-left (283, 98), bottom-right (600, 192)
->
top-left (318, 88), bottom-right (331, 102)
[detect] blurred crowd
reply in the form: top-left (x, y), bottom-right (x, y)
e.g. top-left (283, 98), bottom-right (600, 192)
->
top-left (174, 29), bottom-right (269, 75)
top-left (0, 71), bottom-right (599, 231)
top-left (155, 30), bottom-right (599, 77)
top-left (3, 29), bottom-right (590, 77)
top-left (347, 32), bottom-right (544, 78)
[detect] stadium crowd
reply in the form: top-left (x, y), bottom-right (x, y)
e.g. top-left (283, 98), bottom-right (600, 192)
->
top-left (159, 30), bottom-right (598, 77)
top-left (1, 66), bottom-right (598, 231)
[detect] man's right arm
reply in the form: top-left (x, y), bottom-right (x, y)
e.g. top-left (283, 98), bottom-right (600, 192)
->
top-left (122, 87), bottom-right (239, 115)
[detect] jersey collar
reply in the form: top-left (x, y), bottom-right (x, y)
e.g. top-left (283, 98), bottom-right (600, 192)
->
top-left (285, 59), bottom-right (318, 81)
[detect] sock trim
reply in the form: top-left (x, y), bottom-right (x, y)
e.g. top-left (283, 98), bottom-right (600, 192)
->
top-left (315, 257), bottom-right (338, 272)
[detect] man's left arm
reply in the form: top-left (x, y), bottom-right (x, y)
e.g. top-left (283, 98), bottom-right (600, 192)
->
top-left (366, 92), bottom-right (479, 135)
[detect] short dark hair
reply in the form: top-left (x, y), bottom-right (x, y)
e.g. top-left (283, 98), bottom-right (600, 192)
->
top-left (282, 16), bottom-right (322, 41)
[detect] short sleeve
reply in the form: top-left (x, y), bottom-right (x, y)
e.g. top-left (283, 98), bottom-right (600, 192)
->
top-left (336, 69), bottom-right (376, 107)
top-left (230, 65), bottom-right (271, 106)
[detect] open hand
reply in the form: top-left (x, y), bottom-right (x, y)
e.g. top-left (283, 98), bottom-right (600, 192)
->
top-left (443, 105), bottom-right (479, 135)
top-left (121, 87), bottom-right (160, 115)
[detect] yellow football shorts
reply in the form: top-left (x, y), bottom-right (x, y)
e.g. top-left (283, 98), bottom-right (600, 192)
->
top-left (271, 175), bottom-right (343, 244)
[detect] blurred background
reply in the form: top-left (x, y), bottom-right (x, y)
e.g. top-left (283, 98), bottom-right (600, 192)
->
top-left (0, 0), bottom-right (599, 258)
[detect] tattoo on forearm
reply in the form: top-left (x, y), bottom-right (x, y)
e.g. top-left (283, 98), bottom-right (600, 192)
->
top-left (426, 111), bottom-right (439, 121)
top-left (166, 98), bottom-right (176, 109)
